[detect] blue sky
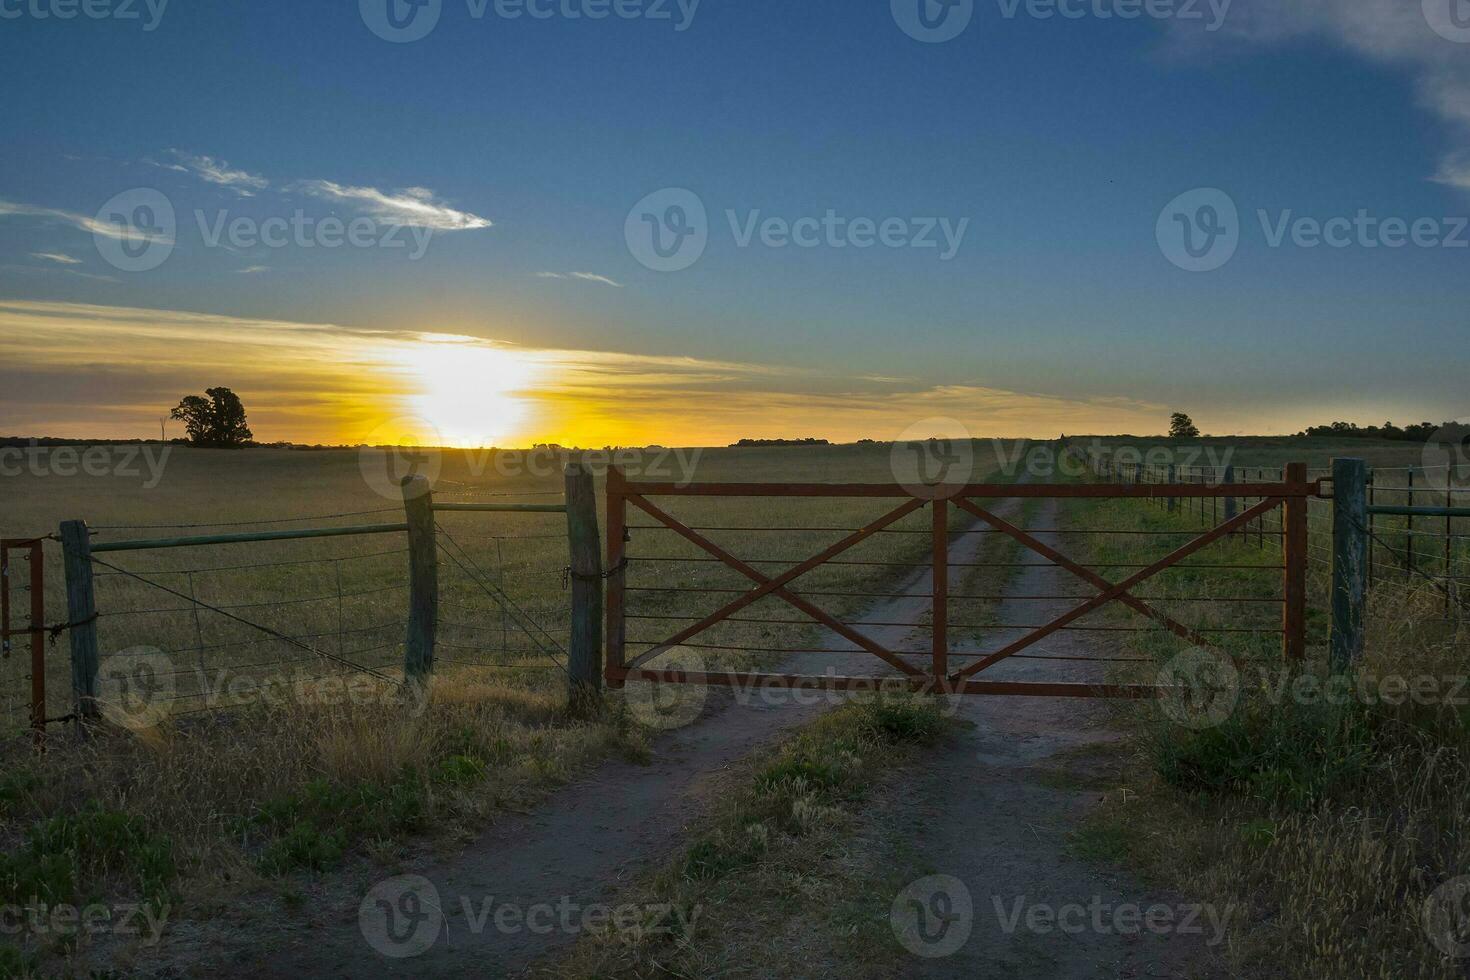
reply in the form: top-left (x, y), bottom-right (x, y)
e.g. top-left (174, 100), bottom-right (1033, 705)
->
top-left (1, 0), bottom-right (1468, 443)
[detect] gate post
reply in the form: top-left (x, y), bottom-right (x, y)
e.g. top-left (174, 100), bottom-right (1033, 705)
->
top-left (1223, 465), bottom-right (1237, 523)
top-left (932, 498), bottom-right (948, 687)
top-left (564, 463), bottom-right (603, 712)
top-left (59, 520), bottom-right (100, 725)
top-left (1330, 458), bottom-right (1368, 672)
top-left (401, 475), bottom-right (438, 686)
top-left (605, 466), bottom-right (627, 689)
top-left (1167, 465), bottom-right (1177, 513)
top-left (1282, 462), bottom-right (1309, 663)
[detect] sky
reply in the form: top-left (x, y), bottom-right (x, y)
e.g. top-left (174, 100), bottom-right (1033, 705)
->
top-left (1, 0), bottom-right (1468, 446)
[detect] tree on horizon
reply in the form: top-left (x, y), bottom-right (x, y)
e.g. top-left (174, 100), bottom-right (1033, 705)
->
top-left (170, 387), bottom-right (254, 448)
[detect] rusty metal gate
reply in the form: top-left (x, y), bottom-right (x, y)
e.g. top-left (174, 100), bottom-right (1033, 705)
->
top-left (604, 465), bottom-right (1319, 698)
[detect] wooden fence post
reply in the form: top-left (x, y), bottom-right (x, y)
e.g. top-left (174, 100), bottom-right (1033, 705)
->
top-left (1223, 465), bottom-right (1237, 523)
top-left (1167, 464), bottom-right (1177, 513)
top-left (1330, 458), bottom-right (1368, 672)
top-left (564, 463), bottom-right (603, 712)
top-left (932, 499), bottom-right (948, 686)
top-left (401, 475), bottom-right (437, 685)
top-left (59, 520), bottom-right (100, 725)
top-left (1282, 462), bottom-right (1309, 662)
top-left (605, 466), bottom-right (627, 689)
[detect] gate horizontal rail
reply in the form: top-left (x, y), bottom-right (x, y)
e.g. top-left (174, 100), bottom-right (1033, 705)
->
top-left (605, 465), bottom-right (1320, 699)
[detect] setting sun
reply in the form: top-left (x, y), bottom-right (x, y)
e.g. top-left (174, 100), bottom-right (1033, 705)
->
top-left (387, 334), bottom-right (543, 447)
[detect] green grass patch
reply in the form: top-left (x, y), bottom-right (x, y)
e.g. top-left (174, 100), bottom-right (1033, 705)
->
top-left (0, 803), bottom-right (175, 909)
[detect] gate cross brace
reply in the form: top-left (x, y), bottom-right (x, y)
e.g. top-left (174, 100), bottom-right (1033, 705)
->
top-left (952, 498), bottom-right (1211, 648)
top-left (625, 493), bottom-right (927, 676)
top-left (950, 495), bottom-right (1283, 682)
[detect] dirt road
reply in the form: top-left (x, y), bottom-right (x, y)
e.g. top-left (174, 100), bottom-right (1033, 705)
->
top-left (202, 498), bottom-right (1223, 978)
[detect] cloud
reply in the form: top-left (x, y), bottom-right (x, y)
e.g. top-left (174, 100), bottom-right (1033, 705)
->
top-left (295, 180), bottom-right (492, 230)
top-left (0, 198), bottom-right (173, 244)
top-left (1166, 2), bottom-right (1470, 189)
top-left (537, 271), bottom-right (624, 287)
top-left (0, 301), bottom-right (1169, 445)
top-left (32, 252), bottom-right (81, 265)
top-left (161, 151), bottom-right (269, 196)
top-left (236, 265), bottom-right (270, 274)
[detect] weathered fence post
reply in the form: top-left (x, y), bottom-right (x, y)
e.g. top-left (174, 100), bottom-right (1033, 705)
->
top-left (1223, 465), bottom-right (1237, 523)
top-left (564, 463), bottom-right (603, 713)
top-left (401, 475), bottom-right (438, 686)
top-left (59, 520), bottom-right (100, 725)
top-left (1167, 464), bottom-right (1177, 513)
top-left (1330, 458), bottom-right (1368, 672)
top-left (604, 466), bottom-right (627, 689)
top-left (1283, 462), bottom-right (1309, 663)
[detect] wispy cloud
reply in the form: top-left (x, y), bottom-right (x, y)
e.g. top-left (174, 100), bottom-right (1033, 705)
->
top-left (1167, 2), bottom-right (1470, 190)
top-left (295, 181), bottom-right (492, 230)
top-left (236, 265), bottom-right (270, 274)
top-left (0, 198), bottom-right (173, 244)
top-left (32, 252), bottom-right (81, 265)
top-left (160, 150), bottom-right (269, 196)
top-left (537, 271), bottom-right (624, 288)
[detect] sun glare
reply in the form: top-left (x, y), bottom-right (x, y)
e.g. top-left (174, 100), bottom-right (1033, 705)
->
top-left (392, 336), bottom-right (543, 447)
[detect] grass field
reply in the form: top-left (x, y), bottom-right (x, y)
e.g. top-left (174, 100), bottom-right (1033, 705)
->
top-left (3, 435), bottom-right (1466, 975)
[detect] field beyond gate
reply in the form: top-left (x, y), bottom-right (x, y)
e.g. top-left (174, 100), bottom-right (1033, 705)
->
top-left (605, 464), bottom-right (1322, 698)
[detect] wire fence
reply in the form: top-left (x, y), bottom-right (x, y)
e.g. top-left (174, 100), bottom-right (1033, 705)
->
top-left (1116, 460), bottom-right (1470, 619)
top-left (1, 500), bottom-right (573, 737)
